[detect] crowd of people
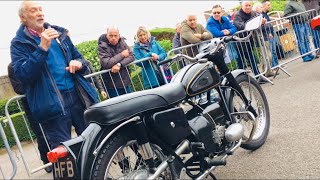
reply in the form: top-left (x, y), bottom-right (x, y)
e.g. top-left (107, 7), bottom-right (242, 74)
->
top-left (7, 0), bottom-right (320, 173)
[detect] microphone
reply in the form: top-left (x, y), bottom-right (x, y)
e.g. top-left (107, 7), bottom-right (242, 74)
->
top-left (43, 22), bottom-right (51, 29)
top-left (43, 22), bottom-right (61, 44)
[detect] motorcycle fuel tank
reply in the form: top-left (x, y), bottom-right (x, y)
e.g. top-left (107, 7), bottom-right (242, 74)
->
top-left (171, 62), bottom-right (220, 98)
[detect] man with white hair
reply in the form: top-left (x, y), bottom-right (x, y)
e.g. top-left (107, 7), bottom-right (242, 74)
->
top-left (98, 26), bottom-right (134, 98)
top-left (180, 14), bottom-right (213, 58)
top-left (10, 1), bottom-right (99, 149)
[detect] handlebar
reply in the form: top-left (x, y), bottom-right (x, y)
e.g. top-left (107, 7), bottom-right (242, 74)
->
top-left (157, 54), bottom-right (198, 65)
top-left (223, 31), bottom-right (253, 44)
top-left (157, 57), bottom-right (174, 66)
top-left (158, 30), bottom-right (254, 66)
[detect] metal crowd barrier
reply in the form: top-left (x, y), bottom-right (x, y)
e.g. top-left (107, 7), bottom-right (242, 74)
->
top-left (164, 30), bottom-right (271, 83)
top-left (260, 9), bottom-right (319, 77)
top-left (0, 116), bottom-right (17, 180)
top-left (1, 95), bottom-right (52, 179)
top-left (85, 56), bottom-right (169, 99)
top-left (162, 9), bottom-right (319, 85)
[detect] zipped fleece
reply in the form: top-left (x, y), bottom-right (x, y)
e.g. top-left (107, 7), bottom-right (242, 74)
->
top-left (206, 16), bottom-right (237, 38)
top-left (10, 24), bottom-right (99, 123)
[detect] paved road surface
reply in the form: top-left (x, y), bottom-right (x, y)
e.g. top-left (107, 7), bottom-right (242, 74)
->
top-left (216, 58), bottom-right (320, 179)
top-left (1, 58), bottom-right (320, 179)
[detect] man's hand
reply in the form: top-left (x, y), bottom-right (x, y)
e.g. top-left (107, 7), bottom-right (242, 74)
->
top-left (262, 18), bottom-right (267, 25)
top-left (151, 53), bottom-right (159, 61)
top-left (111, 64), bottom-right (120, 73)
top-left (100, 91), bottom-right (108, 99)
top-left (222, 29), bottom-right (230, 35)
top-left (202, 32), bottom-right (210, 37)
top-left (66, 60), bottom-right (82, 74)
top-left (39, 28), bottom-right (59, 51)
top-left (121, 49), bottom-right (130, 58)
top-left (194, 33), bottom-right (202, 39)
top-left (269, 34), bottom-right (273, 39)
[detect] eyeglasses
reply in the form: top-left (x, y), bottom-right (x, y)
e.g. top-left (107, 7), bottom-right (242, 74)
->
top-left (213, 12), bottom-right (221, 15)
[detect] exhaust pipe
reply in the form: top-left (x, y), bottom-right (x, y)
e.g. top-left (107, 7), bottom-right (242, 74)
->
top-left (196, 139), bottom-right (242, 180)
top-left (147, 140), bottom-right (190, 180)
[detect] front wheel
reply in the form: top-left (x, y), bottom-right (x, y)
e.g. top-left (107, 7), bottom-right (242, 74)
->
top-left (90, 130), bottom-right (170, 180)
top-left (229, 74), bottom-right (270, 150)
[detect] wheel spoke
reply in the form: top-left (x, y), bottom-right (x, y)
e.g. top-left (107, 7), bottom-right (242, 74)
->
top-left (103, 140), bottom-right (167, 179)
top-left (230, 79), bottom-right (268, 141)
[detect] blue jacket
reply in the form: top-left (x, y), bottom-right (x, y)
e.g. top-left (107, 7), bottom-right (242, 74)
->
top-left (206, 16), bottom-right (237, 37)
top-left (10, 24), bottom-right (99, 123)
top-left (133, 36), bottom-right (167, 89)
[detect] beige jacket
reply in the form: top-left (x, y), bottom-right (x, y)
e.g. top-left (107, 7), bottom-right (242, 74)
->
top-left (180, 20), bottom-right (213, 57)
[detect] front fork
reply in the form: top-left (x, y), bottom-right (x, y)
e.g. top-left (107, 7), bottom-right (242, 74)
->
top-left (224, 72), bottom-right (258, 118)
top-left (206, 53), bottom-right (258, 118)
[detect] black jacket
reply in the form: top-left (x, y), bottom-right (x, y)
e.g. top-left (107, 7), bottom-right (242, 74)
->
top-left (233, 9), bottom-right (259, 52)
top-left (98, 35), bottom-right (134, 88)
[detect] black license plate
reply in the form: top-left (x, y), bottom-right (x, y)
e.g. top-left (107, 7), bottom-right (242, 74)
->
top-left (53, 155), bottom-right (76, 179)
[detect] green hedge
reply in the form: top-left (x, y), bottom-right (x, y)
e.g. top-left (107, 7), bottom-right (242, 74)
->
top-left (270, 1), bottom-right (286, 12)
top-left (0, 99), bottom-right (21, 118)
top-left (76, 40), bottom-right (100, 72)
top-left (0, 113), bottom-right (34, 148)
top-left (158, 40), bottom-right (172, 53)
top-left (150, 28), bottom-right (175, 41)
top-left (256, 0), bottom-right (286, 11)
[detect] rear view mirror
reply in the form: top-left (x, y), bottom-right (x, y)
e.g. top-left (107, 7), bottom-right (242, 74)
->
top-left (245, 14), bottom-right (262, 31)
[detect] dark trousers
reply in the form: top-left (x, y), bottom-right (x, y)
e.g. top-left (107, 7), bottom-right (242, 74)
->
top-left (107, 86), bottom-right (132, 98)
top-left (41, 90), bottom-right (87, 149)
top-left (22, 98), bottom-right (49, 163)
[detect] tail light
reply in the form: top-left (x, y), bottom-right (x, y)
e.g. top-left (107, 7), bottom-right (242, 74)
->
top-left (47, 145), bottom-right (68, 163)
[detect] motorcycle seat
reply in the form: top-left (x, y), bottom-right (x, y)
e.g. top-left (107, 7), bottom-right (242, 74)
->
top-left (84, 83), bottom-right (186, 125)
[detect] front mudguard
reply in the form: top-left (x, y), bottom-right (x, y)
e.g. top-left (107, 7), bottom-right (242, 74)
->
top-left (221, 69), bottom-right (249, 86)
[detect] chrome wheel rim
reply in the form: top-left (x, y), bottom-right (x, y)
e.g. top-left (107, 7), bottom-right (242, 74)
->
top-left (232, 81), bottom-right (267, 141)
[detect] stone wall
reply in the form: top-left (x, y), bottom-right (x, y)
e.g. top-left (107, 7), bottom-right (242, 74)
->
top-left (0, 75), bottom-right (16, 100)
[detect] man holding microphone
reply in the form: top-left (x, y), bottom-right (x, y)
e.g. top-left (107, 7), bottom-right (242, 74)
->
top-left (10, 1), bottom-right (99, 149)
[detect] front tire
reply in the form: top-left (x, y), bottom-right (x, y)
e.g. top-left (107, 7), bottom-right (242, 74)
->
top-left (229, 74), bottom-right (270, 150)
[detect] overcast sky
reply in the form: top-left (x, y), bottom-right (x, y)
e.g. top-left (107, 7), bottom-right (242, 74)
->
top-left (0, 1), bottom-right (241, 76)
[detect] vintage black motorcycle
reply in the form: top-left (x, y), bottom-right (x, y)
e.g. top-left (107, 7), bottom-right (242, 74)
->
top-left (47, 15), bottom-right (270, 179)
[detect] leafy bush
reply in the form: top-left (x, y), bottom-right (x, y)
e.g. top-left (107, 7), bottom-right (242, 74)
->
top-left (0, 99), bottom-right (21, 118)
top-left (270, 1), bottom-right (286, 11)
top-left (129, 65), bottom-right (144, 92)
top-left (76, 40), bottom-right (100, 72)
top-left (227, 60), bottom-right (238, 71)
top-left (158, 40), bottom-right (172, 53)
top-left (257, 0), bottom-right (286, 12)
top-left (0, 113), bottom-right (35, 148)
top-left (150, 28), bottom-right (175, 41)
